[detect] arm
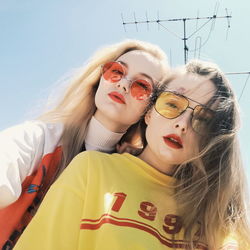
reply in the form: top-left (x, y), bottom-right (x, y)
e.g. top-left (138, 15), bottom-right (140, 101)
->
top-left (14, 152), bottom-right (88, 250)
top-left (0, 121), bottom-right (62, 208)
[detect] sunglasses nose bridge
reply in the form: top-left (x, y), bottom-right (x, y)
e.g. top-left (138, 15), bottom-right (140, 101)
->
top-left (186, 106), bottom-right (195, 116)
top-left (173, 107), bottom-right (194, 133)
top-left (115, 75), bottom-right (131, 93)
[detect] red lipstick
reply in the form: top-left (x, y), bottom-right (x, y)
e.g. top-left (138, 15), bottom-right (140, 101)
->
top-left (108, 92), bottom-right (126, 104)
top-left (163, 134), bottom-right (183, 149)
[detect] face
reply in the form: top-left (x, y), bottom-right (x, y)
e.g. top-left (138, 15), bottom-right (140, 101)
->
top-left (94, 50), bottom-right (163, 133)
top-left (140, 74), bottom-right (217, 175)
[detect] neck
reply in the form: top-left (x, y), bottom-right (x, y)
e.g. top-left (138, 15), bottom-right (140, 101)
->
top-left (94, 110), bottom-right (129, 133)
top-left (138, 146), bottom-right (176, 176)
top-left (85, 116), bottom-right (125, 153)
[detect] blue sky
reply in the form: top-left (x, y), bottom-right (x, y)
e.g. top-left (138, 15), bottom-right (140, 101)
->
top-left (1, 0), bottom-right (249, 184)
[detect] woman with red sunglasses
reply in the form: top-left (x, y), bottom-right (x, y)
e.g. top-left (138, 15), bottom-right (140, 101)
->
top-left (0, 40), bottom-right (168, 249)
top-left (13, 60), bottom-right (250, 249)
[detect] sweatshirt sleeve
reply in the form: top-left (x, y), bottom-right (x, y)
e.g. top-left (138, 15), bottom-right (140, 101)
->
top-left (0, 121), bottom-right (62, 208)
top-left (217, 233), bottom-right (242, 250)
top-left (13, 152), bottom-right (88, 250)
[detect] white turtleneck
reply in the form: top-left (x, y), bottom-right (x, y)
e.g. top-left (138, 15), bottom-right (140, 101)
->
top-left (84, 116), bottom-right (126, 153)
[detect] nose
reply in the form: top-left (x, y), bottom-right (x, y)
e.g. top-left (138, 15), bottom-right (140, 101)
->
top-left (173, 110), bottom-right (192, 134)
top-left (115, 77), bottom-right (130, 93)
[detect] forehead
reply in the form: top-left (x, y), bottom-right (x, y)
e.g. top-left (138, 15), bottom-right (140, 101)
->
top-left (166, 74), bottom-right (216, 105)
top-left (116, 50), bottom-right (163, 82)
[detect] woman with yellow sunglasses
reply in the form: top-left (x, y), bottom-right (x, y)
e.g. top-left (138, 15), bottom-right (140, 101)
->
top-left (14, 60), bottom-right (250, 249)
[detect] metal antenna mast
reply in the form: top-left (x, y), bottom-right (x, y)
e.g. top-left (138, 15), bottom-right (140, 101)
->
top-left (122, 13), bottom-right (231, 63)
top-left (226, 72), bottom-right (250, 102)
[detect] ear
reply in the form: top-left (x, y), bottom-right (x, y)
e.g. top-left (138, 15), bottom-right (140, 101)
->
top-left (144, 109), bottom-right (152, 125)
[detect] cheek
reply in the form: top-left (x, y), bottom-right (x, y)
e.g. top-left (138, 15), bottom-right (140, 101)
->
top-left (148, 114), bottom-right (164, 131)
top-left (145, 126), bottom-right (155, 148)
top-left (94, 87), bottom-right (103, 107)
top-left (128, 98), bottom-right (149, 116)
top-left (95, 80), bottom-right (108, 105)
top-left (96, 79), bottom-right (105, 93)
top-left (145, 116), bottom-right (162, 143)
top-left (97, 77), bottom-right (114, 91)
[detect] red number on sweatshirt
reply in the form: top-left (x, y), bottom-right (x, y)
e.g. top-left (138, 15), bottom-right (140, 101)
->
top-left (138, 201), bottom-right (157, 221)
top-left (111, 192), bottom-right (127, 212)
top-left (110, 192), bottom-right (183, 234)
top-left (163, 214), bottom-right (182, 234)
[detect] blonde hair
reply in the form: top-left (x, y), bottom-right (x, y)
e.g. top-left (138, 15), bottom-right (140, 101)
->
top-left (141, 60), bottom-right (250, 249)
top-left (38, 39), bottom-right (168, 169)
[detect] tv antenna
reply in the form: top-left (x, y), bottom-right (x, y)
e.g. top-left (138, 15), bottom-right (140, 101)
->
top-left (121, 9), bottom-right (231, 63)
top-left (225, 72), bottom-right (250, 102)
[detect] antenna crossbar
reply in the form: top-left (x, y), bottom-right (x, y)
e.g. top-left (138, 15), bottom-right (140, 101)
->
top-left (122, 13), bottom-right (232, 63)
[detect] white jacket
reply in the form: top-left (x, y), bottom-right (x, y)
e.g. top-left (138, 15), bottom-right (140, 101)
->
top-left (0, 121), bottom-right (63, 208)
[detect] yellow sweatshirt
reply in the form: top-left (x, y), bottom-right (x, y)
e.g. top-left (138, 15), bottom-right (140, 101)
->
top-left (14, 151), bottom-right (238, 250)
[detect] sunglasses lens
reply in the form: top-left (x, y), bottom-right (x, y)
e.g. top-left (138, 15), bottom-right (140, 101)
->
top-left (102, 62), bottom-right (125, 83)
top-left (102, 62), bottom-right (153, 101)
top-left (192, 106), bottom-right (214, 135)
top-left (155, 92), bottom-right (188, 118)
top-left (130, 80), bottom-right (153, 100)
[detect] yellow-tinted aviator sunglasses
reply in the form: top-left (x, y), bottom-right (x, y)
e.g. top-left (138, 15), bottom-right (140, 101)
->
top-left (154, 91), bottom-right (215, 135)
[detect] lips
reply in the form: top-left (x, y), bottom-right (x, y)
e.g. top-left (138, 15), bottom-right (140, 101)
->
top-left (108, 92), bottom-right (126, 104)
top-left (163, 134), bottom-right (183, 149)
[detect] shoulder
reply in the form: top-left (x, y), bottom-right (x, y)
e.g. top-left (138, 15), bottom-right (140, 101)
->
top-left (69, 151), bottom-right (126, 172)
top-left (75, 151), bottom-right (127, 163)
top-left (67, 152), bottom-right (136, 176)
top-left (1, 120), bottom-right (63, 139)
top-left (73, 150), bottom-right (113, 163)
top-left (0, 120), bottom-right (64, 150)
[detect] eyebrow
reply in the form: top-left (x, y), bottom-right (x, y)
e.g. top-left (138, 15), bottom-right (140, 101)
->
top-left (165, 88), bottom-right (212, 109)
top-left (117, 60), bottom-right (156, 84)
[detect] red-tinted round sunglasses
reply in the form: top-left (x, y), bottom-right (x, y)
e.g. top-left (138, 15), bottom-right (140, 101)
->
top-left (102, 61), bottom-right (153, 101)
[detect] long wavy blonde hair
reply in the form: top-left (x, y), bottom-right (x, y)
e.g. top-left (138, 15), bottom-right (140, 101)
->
top-left (177, 60), bottom-right (250, 249)
top-left (39, 39), bottom-right (168, 170)
top-left (141, 60), bottom-right (250, 249)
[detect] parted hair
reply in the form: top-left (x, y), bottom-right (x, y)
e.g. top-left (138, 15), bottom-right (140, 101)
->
top-left (39, 39), bottom-right (168, 171)
top-left (141, 60), bottom-right (250, 249)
